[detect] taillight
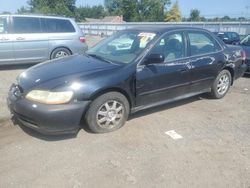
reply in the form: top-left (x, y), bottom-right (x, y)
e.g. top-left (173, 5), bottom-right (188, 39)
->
top-left (242, 50), bottom-right (246, 64)
top-left (79, 36), bottom-right (86, 43)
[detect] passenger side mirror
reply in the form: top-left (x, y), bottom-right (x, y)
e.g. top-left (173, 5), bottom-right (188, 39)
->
top-left (144, 54), bottom-right (165, 65)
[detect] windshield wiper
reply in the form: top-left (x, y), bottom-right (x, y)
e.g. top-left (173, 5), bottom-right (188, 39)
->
top-left (87, 53), bottom-right (114, 64)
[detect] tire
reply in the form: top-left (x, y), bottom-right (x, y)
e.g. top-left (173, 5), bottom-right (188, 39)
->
top-left (85, 92), bottom-right (130, 133)
top-left (210, 69), bottom-right (232, 99)
top-left (51, 48), bottom-right (71, 59)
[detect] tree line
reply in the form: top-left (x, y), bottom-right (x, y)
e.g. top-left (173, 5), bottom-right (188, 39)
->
top-left (8, 0), bottom-right (249, 22)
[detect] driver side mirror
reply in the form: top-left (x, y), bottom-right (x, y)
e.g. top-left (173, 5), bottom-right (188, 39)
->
top-left (144, 54), bottom-right (165, 65)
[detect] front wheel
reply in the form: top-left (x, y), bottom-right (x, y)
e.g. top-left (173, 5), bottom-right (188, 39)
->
top-left (85, 92), bottom-right (130, 133)
top-left (210, 69), bottom-right (232, 99)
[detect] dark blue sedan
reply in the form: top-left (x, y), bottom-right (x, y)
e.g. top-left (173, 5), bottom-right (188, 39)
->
top-left (7, 27), bottom-right (247, 135)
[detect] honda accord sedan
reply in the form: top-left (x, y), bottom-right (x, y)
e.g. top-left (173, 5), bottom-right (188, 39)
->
top-left (7, 27), bottom-right (247, 135)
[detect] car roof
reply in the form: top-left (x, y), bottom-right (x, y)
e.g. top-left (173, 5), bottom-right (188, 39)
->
top-left (0, 14), bottom-right (73, 20)
top-left (126, 26), bottom-right (211, 34)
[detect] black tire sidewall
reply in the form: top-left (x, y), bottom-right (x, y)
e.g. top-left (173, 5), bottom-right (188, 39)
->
top-left (86, 92), bottom-right (130, 133)
top-left (211, 70), bottom-right (232, 99)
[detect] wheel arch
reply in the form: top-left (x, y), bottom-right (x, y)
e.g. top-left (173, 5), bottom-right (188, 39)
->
top-left (222, 66), bottom-right (234, 85)
top-left (89, 87), bottom-right (133, 111)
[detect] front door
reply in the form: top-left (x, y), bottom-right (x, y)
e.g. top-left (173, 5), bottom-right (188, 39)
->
top-left (11, 16), bottom-right (49, 63)
top-left (136, 32), bottom-right (192, 107)
top-left (0, 16), bottom-right (14, 64)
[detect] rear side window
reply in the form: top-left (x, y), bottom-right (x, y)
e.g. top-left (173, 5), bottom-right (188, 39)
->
top-left (13, 17), bottom-right (41, 34)
top-left (0, 17), bottom-right (8, 34)
top-left (46, 19), bottom-right (75, 33)
top-left (188, 32), bottom-right (220, 56)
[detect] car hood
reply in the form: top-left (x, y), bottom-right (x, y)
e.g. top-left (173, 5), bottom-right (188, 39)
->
top-left (17, 54), bottom-right (121, 91)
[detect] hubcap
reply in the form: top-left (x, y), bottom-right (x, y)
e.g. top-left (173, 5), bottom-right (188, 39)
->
top-left (55, 51), bottom-right (69, 58)
top-left (96, 100), bottom-right (124, 129)
top-left (217, 74), bottom-right (230, 95)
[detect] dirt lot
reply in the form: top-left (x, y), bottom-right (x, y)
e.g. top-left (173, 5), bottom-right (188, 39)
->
top-left (0, 36), bottom-right (250, 188)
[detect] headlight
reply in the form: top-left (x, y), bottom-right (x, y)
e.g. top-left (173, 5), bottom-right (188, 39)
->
top-left (26, 90), bottom-right (73, 104)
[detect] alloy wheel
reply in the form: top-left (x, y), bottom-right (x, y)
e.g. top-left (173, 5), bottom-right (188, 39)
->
top-left (96, 100), bottom-right (124, 129)
top-left (55, 51), bottom-right (69, 58)
top-left (217, 74), bottom-right (230, 95)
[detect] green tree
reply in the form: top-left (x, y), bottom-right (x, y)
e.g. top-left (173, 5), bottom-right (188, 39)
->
top-left (1, 11), bottom-right (12, 14)
top-left (189, 9), bottom-right (201, 21)
top-left (104, 0), bottom-right (171, 22)
top-left (104, 0), bottom-right (122, 15)
top-left (135, 0), bottom-right (171, 22)
top-left (75, 5), bottom-right (106, 21)
top-left (165, 1), bottom-right (182, 22)
top-left (28, 0), bottom-right (76, 17)
top-left (17, 6), bottom-right (31, 14)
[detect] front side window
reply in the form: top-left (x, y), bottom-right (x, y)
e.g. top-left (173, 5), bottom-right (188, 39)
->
top-left (188, 32), bottom-right (220, 56)
top-left (46, 19), bottom-right (75, 33)
top-left (87, 31), bottom-right (157, 64)
top-left (13, 17), bottom-right (41, 34)
top-left (150, 32), bottom-right (185, 62)
top-left (0, 17), bottom-right (8, 34)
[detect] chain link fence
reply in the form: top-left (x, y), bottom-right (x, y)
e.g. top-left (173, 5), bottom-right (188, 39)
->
top-left (78, 22), bottom-right (250, 37)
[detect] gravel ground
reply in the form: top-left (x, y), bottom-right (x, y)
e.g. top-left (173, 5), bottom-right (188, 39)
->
top-left (0, 36), bottom-right (250, 188)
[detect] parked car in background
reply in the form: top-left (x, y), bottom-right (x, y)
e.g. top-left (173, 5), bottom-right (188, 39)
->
top-left (213, 31), bottom-right (240, 45)
top-left (0, 15), bottom-right (88, 65)
top-left (240, 34), bottom-right (250, 73)
top-left (8, 27), bottom-right (247, 135)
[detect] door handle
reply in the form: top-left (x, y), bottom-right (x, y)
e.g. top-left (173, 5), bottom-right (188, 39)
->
top-left (16, 37), bottom-right (25, 41)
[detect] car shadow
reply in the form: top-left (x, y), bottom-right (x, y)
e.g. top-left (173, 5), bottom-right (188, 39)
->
top-left (0, 64), bottom-right (34, 70)
top-left (11, 116), bottom-right (77, 141)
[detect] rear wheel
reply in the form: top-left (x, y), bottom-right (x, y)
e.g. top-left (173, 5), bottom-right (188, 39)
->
top-left (210, 69), bottom-right (232, 99)
top-left (85, 92), bottom-right (129, 133)
top-left (51, 48), bottom-right (71, 59)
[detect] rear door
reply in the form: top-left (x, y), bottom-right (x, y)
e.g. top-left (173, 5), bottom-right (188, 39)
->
top-left (0, 16), bottom-right (14, 64)
top-left (45, 18), bottom-right (76, 54)
top-left (11, 16), bottom-right (49, 63)
top-left (187, 30), bottom-right (224, 92)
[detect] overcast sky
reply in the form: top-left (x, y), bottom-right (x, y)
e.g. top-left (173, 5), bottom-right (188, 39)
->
top-left (0, 0), bottom-right (249, 18)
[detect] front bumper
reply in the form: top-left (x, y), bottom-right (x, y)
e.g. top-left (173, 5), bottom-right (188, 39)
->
top-left (7, 85), bottom-right (90, 135)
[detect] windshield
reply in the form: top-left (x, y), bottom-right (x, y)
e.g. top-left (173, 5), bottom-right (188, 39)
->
top-left (87, 31), bottom-right (157, 64)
